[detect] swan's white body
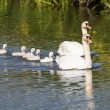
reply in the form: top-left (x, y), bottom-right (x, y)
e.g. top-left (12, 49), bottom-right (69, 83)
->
top-left (0, 44), bottom-right (7, 55)
top-left (56, 34), bottom-right (92, 70)
top-left (40, 52), bottom-right (54, 62)
top-left (58, 21), bottom-right (91, 57)
top-left (12, 46), bottom-right (26, 57)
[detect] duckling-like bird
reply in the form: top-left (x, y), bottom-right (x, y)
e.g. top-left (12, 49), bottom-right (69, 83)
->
top-left (25, 49), bottom-right (40, 61)
top-left (12, 46), bottom-right (27, 57)
top-left (40, 52), bottom-right (54, 63)
top-left (0, 44), bottom-right (7, 55)
top-left (23, 48), bottom-right (35, 59)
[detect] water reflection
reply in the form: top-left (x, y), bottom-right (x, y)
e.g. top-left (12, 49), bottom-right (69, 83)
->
top-left (85, 70), bottom-right (95, 110)
top-left (56, 69), bottom-right (95, 109)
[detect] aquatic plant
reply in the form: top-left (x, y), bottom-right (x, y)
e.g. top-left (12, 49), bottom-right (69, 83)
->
top-left (0, 0), bottom-right (110, 11)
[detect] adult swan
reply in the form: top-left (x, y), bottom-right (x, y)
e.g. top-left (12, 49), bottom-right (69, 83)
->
top-left (57, 21), bottom-right (91, 56)
top-left (56, 34), bottom-right (92, 70)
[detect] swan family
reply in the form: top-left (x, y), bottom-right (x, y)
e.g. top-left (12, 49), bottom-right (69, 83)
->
top-left (0, 21), bottom-right (95, 70)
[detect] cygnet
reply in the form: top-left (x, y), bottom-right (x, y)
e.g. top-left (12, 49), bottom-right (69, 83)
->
top-left (0, 44), bottom-right (7, 55)
top-left (23, 48), bottom-right (35, 59)
top-left (12, 46), bottom-right (26, 57)
top-left (25, 49), bottom-right (40, 61)
top-left (40, 52), bottom-right (54, 62)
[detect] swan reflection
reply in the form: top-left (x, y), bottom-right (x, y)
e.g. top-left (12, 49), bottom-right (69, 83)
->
top-left (55, 69), bottom-right (95, 110)
top-left (85, 70), bottom-right (95, 110)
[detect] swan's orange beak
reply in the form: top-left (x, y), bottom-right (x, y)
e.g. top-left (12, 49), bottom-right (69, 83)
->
top-left (87, 36), bottom-right (92, 44)
top-left (87, 23), bottom-right (92, 30)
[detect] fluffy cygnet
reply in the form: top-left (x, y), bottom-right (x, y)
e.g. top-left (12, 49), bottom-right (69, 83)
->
top-left (23, 48), bottom-right (35, 59)
top-left (12, 46), bottom-right (26, 57)
top-left (40, 52), bottom-right (54, 62)
top-left (0, 44), bottom-right (7, 55)
top-left (25, 49), bottom-right (40, 61)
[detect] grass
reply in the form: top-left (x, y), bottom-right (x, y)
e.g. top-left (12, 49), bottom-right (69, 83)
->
top-left (0, 0), bottom-right (110, 10)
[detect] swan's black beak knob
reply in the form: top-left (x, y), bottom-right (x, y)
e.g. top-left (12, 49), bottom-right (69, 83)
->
top-left (83, 34), bottom-right (93, 44)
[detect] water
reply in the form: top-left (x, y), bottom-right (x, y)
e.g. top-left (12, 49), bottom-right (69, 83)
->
top-left (0, 3), bottom-right (110, 110)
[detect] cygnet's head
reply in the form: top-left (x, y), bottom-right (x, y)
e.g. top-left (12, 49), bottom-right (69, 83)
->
top-left (3, 44), bottom-right (7, 49)
top-left (21, 46), bottom-right (26, 51)
top-left (49, 52), bottom-right (54, 57)
top-left (83, 34), bottom-right (92, 44)
top-left (31, 48), bottom-right (36, 53)
top-left (81, 21), bottom-right (91, 30)
top-left (36, 49), bottom-right (40, 55)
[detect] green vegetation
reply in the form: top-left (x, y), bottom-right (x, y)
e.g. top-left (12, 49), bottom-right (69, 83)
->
top-left (0, 0), bottom-right (110, 10)
top-left (101, 0), bottom-right (110, 8)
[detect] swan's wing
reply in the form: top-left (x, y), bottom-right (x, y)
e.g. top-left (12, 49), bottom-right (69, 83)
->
top-left (58, 41), bottom-right (84, 56)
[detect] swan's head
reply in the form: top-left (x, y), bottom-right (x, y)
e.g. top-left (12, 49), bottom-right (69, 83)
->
top-left (3, 44), bottom-right (7, 49)
top-left (21, 46), bottom-right (26, 51)
top-left (31, 48), bottom-right (36, 53)
top-left (36, 49), bottom-right (40, 55)
top-left (49, 52), bottom-right (54, 57)
top-left (81, 21), bottom-right (91, 30)
top-left (83, 34), bottom-right (92, 44)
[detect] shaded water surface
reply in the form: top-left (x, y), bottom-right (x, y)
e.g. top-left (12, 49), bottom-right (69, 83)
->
top-left (0, 3), bottom-right (110, 110)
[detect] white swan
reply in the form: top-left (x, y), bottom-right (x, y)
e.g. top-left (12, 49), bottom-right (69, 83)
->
top-left (58, 21), bottom-right (91, 56)
top-left (12, 46), bottom-right (27, 57)
top-left (23, 48), bottom-right (35, 59)
top-left (25, 49), bottom-right (40, 61)
top-left (56, 34), bottom-right (92, 70)
top-left (40, 52), bottom-right (54, 62)
top-left (0, 44), bottom-right (7, 55)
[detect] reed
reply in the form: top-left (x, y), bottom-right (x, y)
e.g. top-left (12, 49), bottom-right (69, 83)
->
top-left (0, 0), bottom-right (110, 10)
top-left (20, 0), bottom-right (110, 9)
top-left (101, 0), bottom-right (110, 8)
top-left (33, 0), bottom-right (70, 8)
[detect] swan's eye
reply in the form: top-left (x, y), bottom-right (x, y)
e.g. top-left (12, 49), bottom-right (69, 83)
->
top-left (85, 23), bottom-right (88, 25)
top-left (85, 23), bottom-right (89, 26)
top-left (86, 36), bottom-right (91, 39)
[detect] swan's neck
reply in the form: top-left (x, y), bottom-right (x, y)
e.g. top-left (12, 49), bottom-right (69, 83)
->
top-left (82, 28), bottom-right (88, 35)
top-left (82, 38), bottom-right (92, 68)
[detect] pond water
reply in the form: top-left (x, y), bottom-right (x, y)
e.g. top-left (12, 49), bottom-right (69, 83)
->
top-left (0, 3), bottom-right (110, 110)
